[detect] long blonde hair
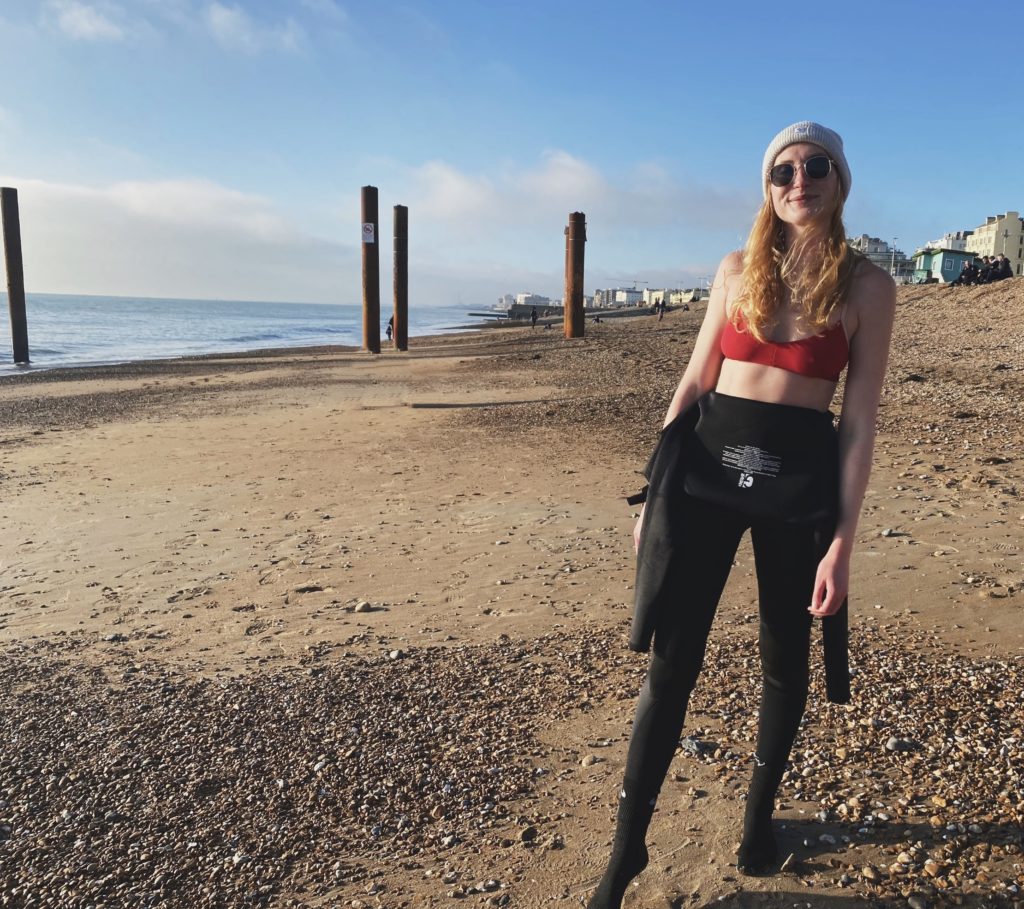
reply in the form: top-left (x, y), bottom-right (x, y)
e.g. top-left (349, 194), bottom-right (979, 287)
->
top-left (734, 195), bottom-right (860, 340)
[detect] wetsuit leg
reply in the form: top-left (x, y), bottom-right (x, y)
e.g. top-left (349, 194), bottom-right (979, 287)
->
top-left (737, 518), bottom-right (818, 874)
top-left (626, 495), bottom-right (748, 791)
top-left (588, 496), bottom-right (746, 909)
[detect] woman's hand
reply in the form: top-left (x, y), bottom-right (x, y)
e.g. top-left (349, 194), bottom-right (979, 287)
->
top-left (808, 542), bottom-right (850, 617)
top-left (633, 505), bottom-right (645, 553)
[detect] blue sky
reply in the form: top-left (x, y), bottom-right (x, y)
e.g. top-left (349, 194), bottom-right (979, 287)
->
top-left (1, 0), bottom-right (1023, 306)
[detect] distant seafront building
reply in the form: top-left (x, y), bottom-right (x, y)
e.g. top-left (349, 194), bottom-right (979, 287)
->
top-left (963, 211), bottom-right (1024, 276)
top-left (592, 287), bottom-right (644, 307)
top-left (848, 234), bottom-right (912, 280)
top-left (927, 230), bottom-right (973, 252)
top-left (591, 286), bottom-right (703, 308)
top-left (515, 292), bottom-right (551, 308)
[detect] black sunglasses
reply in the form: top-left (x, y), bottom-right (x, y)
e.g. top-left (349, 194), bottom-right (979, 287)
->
top-left (768, 155), bottom-right (834, 188)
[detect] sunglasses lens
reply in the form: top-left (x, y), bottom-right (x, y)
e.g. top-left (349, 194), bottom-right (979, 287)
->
top-left (805, 156), bottom-right (832, 179)
top-left (769, 164), bottom-right (794, 187)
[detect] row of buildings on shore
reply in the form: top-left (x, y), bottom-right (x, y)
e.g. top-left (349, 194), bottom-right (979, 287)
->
top-left (497, 287), bottom-right (706, 313)
top-left (850, 210), bottom-right (1023, 283)
top-left (497, 210), bottom-right (1024, 310)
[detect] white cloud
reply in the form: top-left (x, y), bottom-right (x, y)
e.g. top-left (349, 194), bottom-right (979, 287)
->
top-left (204, 2), bottom-right (304, 53)
top-left (44, 0), bottom-right (126, 41)
top-left (376, 151), bottom-right (757, 301)
top-left (0, 154), bottom-right (754, 307)
top-left (109, 178), bottom-right (294, 235)
top-left (0, 176), bottom-right (354, 303)
top-left (516, 151), bottom-right (609, 207)
top-left (299, 0), bottom-right (348, 25)
top-left (404, 150), bottom-right (756, 235)
top-left (410, 162), bottom-right (498, 221)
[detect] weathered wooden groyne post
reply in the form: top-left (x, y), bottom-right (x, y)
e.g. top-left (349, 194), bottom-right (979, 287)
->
top-left (361, 185), bottom-right (381, 354)
top-left (1, 187), bottom-right (30, 364)
top-left (563, 211), bottom-right (586, 339)
top-left (393, 204), bottom-right (408, 351)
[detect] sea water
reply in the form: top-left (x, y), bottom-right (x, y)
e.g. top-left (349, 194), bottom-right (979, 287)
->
top-left (0, 293), bottom-right (481, 374)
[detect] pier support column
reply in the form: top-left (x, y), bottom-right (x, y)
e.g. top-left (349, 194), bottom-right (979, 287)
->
top-left (1, 187), bottom-right (30, 364)
top-left (393, 204), bottom-right (408, 351)
top-left (361, 186), bottom-right (381, 354)
top-left (563, 212), bottom-right (586, 339)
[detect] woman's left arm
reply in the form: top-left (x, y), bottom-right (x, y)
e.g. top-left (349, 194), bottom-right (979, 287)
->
top-left (809, 265), bottom-right (896, 617)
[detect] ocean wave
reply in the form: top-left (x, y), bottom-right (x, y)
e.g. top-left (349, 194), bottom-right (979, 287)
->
top-left (224, 332), bottom-right (288, 344)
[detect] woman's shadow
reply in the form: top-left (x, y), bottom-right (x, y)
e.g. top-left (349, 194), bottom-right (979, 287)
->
top-left (687, 894), bottom-right (999, 908)
top-left (674, 817), bottom-right (1021, 908)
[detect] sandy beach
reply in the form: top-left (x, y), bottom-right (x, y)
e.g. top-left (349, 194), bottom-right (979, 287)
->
top-left (1, 282), bottom-right (1022, 908)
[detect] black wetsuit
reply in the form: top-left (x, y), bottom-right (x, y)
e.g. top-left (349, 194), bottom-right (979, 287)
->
top-left (589, 392), bottom-right (848, 908)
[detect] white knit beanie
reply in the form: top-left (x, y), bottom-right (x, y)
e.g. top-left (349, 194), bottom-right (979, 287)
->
top-left (762, 121), bottom-right (851, 201)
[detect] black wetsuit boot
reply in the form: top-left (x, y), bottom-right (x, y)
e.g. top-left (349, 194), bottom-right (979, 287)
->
top-left (737, 756), bottom-right (781, 874)
top-left (737, 665), bottom-right (807, 874)
top-left (586, 778), bottom-right (656, 909)
top-left (588, 653), bottom-right (696, 909)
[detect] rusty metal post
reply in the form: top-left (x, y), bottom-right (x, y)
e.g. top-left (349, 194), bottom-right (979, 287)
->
top-left (393, 204), bottom-right (408, 351)
top-left (563, 211), bottom-right (586, 339)
top-left (361, 186), bottom-right (381, 354)
top-left (1, 187), bottom-right (30, 364)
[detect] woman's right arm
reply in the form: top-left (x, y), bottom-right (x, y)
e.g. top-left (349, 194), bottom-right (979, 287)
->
top-left (660, 250), bottom-right (739, 426)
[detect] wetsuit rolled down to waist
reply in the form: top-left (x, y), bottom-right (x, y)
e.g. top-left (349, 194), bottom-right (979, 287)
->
top-left (684, 390), bottom-right (839, 524)
top-left (630, 390), bottom-right (850, 705)
top-left (688, 391), bottom-right (847, 704)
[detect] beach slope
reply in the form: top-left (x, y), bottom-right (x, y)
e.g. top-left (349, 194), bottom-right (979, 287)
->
top-left (1, 282), bottom-right (1022, 907)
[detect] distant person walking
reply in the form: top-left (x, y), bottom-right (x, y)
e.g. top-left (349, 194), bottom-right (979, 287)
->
top-left (531, 306), bottom-right (538, 329)
top-left (586, 121), bottom-right (895, 908)
top-left (386, 315), bottom-right (394, 343)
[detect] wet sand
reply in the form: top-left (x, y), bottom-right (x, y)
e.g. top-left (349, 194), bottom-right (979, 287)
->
top-left (1, 282), bottom-right (1022, 907)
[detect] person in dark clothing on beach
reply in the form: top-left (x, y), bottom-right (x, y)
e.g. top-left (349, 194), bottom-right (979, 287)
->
top-left (386, 315), bottom-right (394, 342)
top-left (979, 256), bottom-right (994, 284)
top-left (994, 254), bottom-right (1014, 281)
top-left (586, 122), bottom-right (895, 909)
top-left (531, 307), bottom-right (538, 329)
top-left (950, 260), bottom-right (978, 286)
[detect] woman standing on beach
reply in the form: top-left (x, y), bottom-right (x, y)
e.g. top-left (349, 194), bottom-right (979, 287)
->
top-left (587, 122), bottom-right (895, 908)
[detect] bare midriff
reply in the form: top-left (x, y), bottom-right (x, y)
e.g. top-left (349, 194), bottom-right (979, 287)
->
top-left (715, 358), bottom-right (839, 413)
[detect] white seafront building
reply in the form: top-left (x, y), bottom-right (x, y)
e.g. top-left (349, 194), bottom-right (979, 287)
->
top-left (848, 234), bottom-right (913, 280)
top-left (515, 293), bottom-right (551, 308)
top-left (927, 230), bottom-right (973, 252)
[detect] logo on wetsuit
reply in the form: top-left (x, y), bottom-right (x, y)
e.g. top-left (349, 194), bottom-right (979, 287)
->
top-left (722, 444), bottom-right (782, 489)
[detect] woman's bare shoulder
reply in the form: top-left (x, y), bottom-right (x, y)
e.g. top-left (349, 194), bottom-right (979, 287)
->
top-left (712, 250), bottom-right (745, 315)
top-left (850, 258), bottom-right (896, 301)
top-left (719, 249), bottom-right (744, 277)
top-left (844, 259), bottom-right (895, 343)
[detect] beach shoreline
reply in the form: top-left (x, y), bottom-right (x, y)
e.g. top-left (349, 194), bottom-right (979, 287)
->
top-left (2, 283), bottom-right (1022, 907)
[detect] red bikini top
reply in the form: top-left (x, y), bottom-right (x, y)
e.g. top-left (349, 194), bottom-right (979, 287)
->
top-left (720, 311), bottom-right (849, 382)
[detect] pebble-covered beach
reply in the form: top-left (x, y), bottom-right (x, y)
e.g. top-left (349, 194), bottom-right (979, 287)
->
top-left (2, 623), bottom-right (1021, 907)
top-left (1, 281), bottom-right (1021, 908)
